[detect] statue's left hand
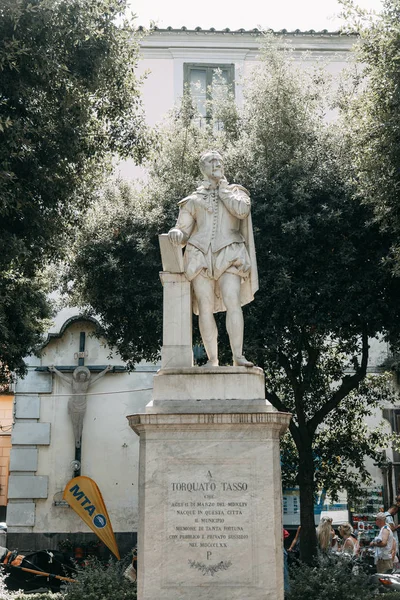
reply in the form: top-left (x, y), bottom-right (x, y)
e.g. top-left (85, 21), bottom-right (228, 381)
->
top-left (168, 228), bottom-right (184, 246)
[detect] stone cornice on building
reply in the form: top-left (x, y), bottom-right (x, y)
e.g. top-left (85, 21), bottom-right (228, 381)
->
top-left (138, 27), bottom-right (357, 59)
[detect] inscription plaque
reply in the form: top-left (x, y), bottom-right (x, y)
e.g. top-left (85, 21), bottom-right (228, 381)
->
top-left (163, 459), bottom-right (256, 587)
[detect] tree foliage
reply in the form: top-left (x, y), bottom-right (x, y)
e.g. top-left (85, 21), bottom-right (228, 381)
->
top-left (69, 39), bottom-right (400, 562)
top-left (0, 0), bottom-right (149, 379)
top-left (281, 373), bottom-right (399, 498)
top-left (0, 272), bottom-right (52, 381)
top-left (340, 0), bottom-right (400, 276)
top-left (67, 180), bottom-right (164, 366)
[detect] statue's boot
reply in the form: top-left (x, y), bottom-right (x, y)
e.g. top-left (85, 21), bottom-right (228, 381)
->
top-left (233, 356), bottom-right (254, 368)
top-left (202, 359), bottom-right (219, 368)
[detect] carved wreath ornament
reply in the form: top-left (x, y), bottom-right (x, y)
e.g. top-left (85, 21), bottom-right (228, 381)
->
top-left (188, 559), bottom-right (232, 576)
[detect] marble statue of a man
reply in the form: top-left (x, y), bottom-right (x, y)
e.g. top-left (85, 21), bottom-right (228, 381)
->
top-left (168, 150), bottom-right (258, 367)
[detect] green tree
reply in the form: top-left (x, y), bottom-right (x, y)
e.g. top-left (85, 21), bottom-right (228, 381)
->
top-left (340, 0), bottom-right (400, 276)
top-left (68, 41), bottom-right (400, 563)
top-left (281, 373), bottom-right (398, 500)
top-left (67, 180), bottom-right (164, 366)
top-left (0, 0), bottom-right (149, 380)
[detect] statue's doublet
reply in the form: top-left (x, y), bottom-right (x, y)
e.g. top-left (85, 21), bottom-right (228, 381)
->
top-left (172, 181), bottom-right (259, 313)
top-left (176, 182), bottom-right (251, 255)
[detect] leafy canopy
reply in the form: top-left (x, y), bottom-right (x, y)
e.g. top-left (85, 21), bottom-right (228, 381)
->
top-left (281, 373), bottom-right (399, 501)
top-left (0, 0), bottom-right (149, 379)
top-left (340, 0), bottom-right (400, 276)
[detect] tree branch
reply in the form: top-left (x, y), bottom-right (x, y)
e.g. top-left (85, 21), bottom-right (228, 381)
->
top-left (288, 419), bottom-right (302, 449)
top-left (265, 388), bottom-right (292, 414)
top-left (301, 344), bottom-right (320, 394)
top-left (264, 387), bottom-right (301, 448)
top-left (308, 329), bottom-right (369, 435)
top-left (278, 350), bottom-right (300, 393)
top-left (278, 350), bottom-right (307, 430)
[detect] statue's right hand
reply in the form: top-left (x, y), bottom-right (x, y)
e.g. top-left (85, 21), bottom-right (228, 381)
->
top-left (168, 228), bottom-right (184, 246)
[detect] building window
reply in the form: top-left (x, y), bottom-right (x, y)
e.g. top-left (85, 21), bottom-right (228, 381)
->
top-left (183, 63), bottom-right (235, 126)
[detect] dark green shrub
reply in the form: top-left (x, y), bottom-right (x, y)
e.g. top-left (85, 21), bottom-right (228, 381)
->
top-left (287, 555), bottom-right (378, 600)
top-left (63, 557), bottom-right (136, 600)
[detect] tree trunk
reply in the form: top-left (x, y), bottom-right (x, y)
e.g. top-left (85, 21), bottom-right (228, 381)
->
top-left (298, 445), bottom-right (318, 564)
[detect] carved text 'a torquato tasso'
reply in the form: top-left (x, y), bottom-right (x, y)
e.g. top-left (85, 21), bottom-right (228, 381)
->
top-left (171, 481), bottom-right (248, 492)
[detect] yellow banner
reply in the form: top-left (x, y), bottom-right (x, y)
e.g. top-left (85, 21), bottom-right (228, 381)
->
top-left (63, 476), bottom-right (120, 560)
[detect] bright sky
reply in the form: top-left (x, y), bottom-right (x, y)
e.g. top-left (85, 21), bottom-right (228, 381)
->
top-left (129, 0), bottom-right (383, 31)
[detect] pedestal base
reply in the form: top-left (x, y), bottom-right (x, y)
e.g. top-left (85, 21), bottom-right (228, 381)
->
top-left (152, 366), bottom-right (270, 409)
top-left (128, 411), bottom-right (291, 600)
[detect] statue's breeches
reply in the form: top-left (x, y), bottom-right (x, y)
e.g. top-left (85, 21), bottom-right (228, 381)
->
top-left (184, 242), bottom-right (251, 282)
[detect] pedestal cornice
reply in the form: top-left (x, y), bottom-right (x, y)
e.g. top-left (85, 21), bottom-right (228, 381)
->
top-left (156, 366), bottom-right (264, 376)
top-left (128, 410), bottom-right (291, 434)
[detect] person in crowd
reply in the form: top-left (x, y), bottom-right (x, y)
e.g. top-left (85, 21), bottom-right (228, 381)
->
top-left (317, 516), bottom-right (336, 553)
top-left (338, 523), bottom-right (358, 555)
top-left (283, 529), bottom-right (290, 595)
top-left (288, 525), bottom-right (301, 556)
top-left (370, 512), bottom-right (394, 573)
top-left (385, 504), bottom-right (400, 566)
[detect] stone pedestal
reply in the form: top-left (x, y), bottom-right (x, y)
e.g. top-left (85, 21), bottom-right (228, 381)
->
top-left (128, 368), bottom-right (291, 600)
top-left (150, 366), bottom-right (268, 413)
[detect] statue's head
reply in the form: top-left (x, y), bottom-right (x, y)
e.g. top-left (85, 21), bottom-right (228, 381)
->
top-left (199, 150), bottom-right (224, 181)
top-left (72, 366), bottom-right (90, 382)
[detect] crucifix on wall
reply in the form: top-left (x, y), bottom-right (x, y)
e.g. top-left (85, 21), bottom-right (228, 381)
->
top-left (47, 331), bottom-right (113, 476)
